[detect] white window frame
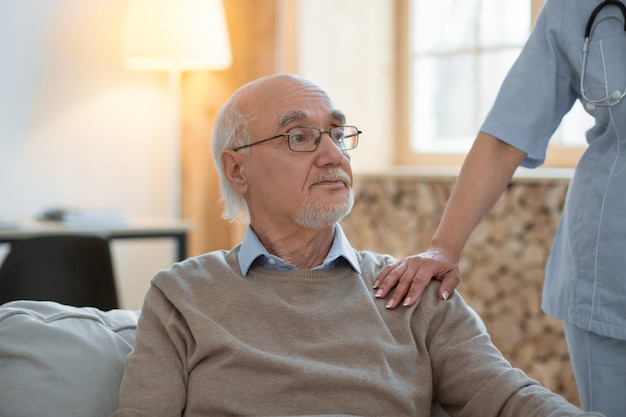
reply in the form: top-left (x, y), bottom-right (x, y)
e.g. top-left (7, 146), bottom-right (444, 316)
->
top-left (397, 0), bottom-right (589, 167)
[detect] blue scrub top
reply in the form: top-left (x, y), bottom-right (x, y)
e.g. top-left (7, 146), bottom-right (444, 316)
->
top-left (481, 0), bottom-right (626, 340)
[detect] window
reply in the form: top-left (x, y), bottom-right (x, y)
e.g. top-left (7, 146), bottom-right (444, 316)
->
top-left (401, 0), bottom-right (591, 166)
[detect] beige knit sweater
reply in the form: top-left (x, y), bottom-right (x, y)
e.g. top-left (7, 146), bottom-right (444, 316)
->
top-left (113, 247), bottom-right (603, 417)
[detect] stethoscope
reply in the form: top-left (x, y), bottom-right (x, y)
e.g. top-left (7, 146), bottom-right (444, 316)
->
top-left (580, 0), bottom-right (626, 109)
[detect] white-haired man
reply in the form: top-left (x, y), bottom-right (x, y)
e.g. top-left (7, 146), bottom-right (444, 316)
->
top-left (113, 74), bottom-right (603, 417)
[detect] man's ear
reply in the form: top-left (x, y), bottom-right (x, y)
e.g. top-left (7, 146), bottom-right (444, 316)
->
top-left (221, 149), bottom-right (248, 193)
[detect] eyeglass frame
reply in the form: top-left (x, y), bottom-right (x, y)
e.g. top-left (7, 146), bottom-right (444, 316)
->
top-left (232, 125), bottom-right (361, 153)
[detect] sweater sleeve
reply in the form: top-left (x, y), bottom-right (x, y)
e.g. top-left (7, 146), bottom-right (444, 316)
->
top-left (420, 286), bottom-right (604, 417)
top-left (112, 281), bottom-right (192, 417)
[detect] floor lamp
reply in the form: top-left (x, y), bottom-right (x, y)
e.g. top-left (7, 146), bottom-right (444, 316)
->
top-left (123, 0), bottom-right (232, 217)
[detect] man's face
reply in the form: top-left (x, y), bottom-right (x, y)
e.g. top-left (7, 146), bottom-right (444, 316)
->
top-left (237, 76), bottom-right (354, 230)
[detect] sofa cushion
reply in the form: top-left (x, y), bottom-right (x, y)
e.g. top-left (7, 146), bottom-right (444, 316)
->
top-left (0, 300), bottom-right (139, 417)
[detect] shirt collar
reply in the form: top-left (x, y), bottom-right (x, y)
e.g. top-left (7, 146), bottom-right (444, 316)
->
top-left (237, 224), bottom-right (361, 276)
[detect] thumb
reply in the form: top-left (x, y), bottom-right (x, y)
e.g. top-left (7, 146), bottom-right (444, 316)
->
top-left (438, 270), bottom-right (460, 301)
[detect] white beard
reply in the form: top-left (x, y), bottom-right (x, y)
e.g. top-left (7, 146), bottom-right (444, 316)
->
top-left (294, 188), bottom-right (354, 229)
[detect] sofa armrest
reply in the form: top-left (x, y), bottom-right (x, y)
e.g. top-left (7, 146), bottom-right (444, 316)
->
top-left (0, 300), bottom-right (139, 417)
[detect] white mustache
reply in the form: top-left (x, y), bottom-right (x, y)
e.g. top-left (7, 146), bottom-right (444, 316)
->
top-left (310, 169), bottom-right (351, 186)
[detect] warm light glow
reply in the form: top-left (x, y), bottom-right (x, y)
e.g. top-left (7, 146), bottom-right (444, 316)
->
top-left (123, 0), bottom-right (232, 71)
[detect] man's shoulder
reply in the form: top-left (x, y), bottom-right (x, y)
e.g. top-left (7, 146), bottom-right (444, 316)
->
top-left (354, 249), bottom-right (397, 266)
top-left (353, 250), bottom-right (453, 302)
top-left (178, 248), bottom-right (237, 272)
top-left (352, 250), bottom-right (399, 288)
top-left (152, 248), bottom-right (239, 286)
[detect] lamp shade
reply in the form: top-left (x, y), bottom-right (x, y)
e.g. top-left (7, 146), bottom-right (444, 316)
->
top-left (123, 0), bottom-right (232, 71)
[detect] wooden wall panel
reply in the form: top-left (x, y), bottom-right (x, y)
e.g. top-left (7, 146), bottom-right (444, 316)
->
top-left (181, 0), bottom-right (278, 256)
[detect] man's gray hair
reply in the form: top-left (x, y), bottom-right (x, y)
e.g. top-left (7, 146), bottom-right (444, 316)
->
top-left (211, 91), bottom-right (253, 223)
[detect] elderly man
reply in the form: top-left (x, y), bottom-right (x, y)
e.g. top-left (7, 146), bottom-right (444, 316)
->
top-left (113, 74), bottom-right (603, 417)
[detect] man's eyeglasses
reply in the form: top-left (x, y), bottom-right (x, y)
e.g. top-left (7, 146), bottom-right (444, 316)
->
top-left (232, 126), bottom-right (361, 153)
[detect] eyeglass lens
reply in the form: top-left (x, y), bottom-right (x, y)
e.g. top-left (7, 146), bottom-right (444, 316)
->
top-left (287, 126), bottom-right (359, 152)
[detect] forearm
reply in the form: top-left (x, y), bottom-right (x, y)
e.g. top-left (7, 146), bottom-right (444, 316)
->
top-left (430, 132), bottom-right (526, 260)
top-left (374, 132), bottom-right (527, 306)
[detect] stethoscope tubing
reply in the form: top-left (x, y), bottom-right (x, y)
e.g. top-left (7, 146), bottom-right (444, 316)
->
top-left (580, 0), bottom-right (626, 107)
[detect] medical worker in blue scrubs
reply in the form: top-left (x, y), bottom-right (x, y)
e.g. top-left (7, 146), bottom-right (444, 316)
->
top-left (374, 1), bottom-right (626, 416)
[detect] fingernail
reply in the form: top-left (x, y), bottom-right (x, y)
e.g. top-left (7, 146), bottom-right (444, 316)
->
top-left (403, 296), bottom-right (411, 307)
top-left (442, 291), bottom-right (449, 301)
top-left (373, 280), bottom-right (380, 289)
top-left (385, 299), bottom-right (395, 309)
top-left (375, 289), bottom-right (383, 298)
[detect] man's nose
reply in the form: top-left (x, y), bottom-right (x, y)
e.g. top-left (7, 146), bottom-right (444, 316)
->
top-left (316, 132), bottom-right (349, 163)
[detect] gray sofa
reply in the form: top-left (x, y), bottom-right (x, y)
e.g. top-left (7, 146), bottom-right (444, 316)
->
top-left (0, 300), bottom-right (139, 417)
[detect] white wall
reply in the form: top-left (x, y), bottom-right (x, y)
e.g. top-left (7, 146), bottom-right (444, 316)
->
top-left (0, 1), bottom-right (178, 309)
top-left (296, 0), bottom-right (394, 172)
